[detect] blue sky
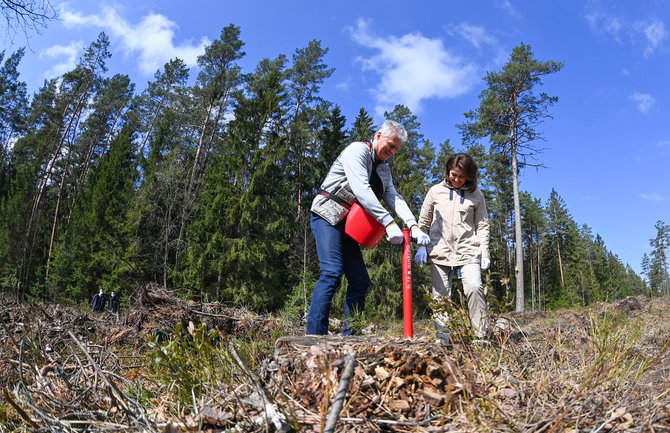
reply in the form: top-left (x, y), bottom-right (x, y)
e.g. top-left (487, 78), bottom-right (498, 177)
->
top-left (3, 0), bottom-right (669, 275)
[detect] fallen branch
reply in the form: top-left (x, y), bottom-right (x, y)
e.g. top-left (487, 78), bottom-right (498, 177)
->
top-left (323, 350), bottom-right (357, 433)
top-left (228, 343), bottom-right (291, 432)
top-left (2, 387), bottom-right (40, 429)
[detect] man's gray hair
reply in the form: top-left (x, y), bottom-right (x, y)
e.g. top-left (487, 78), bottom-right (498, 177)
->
top-left (378, 120), bottom-right (408, 142)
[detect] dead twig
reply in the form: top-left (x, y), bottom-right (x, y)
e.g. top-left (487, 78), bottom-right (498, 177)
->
top-left (323, 350), bottom-right (357, 433)
top-left (2, 387), bottom-right (40, 429)
top-left (228, 342), bottom-right (291, 433)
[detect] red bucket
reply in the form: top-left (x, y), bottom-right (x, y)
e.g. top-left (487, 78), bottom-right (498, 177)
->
top-left (345, 202), bottom-right (386, 249)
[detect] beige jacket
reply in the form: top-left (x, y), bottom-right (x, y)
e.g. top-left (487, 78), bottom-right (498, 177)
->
top-left (418, 180), bottom-right (490, 266)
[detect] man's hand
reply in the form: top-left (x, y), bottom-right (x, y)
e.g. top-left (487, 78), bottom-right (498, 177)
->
top-left (415, 246), bottom-right (427, 267)
top-left (385, 223), bottom-right (404, 244)
top-left (411, 226), bottom-right (431, 245)
top-left (481, 257), bottom-right (491, 270)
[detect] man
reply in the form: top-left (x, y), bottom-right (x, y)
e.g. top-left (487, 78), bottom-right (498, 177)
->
top-left (307, 120), bottom-right (430, 335)
top-left (108, 291), bottom-right (120, 314)
top-left (91, 289), bottom-right (106, 312)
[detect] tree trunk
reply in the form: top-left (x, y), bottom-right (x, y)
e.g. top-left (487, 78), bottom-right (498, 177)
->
top-left (529, 240), bottom-right (536, 311)
top-left (556, 237), bottom-right (565, 286)
top-left (511, 145), bottom-right (524, 312)
top-left (537, 241), bottom-right (543, 310)
top-left (45, 146), bottom-right (73, 278)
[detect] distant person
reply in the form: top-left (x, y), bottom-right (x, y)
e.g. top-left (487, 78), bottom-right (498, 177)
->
top-left (307, 119), bottom-right (430, 336)
top-left (108, 291), bottom-right (120, 314)
top-left (415, 153), bottom-right (490, 344)
top-left (91, 289), bottom-right (106, 312)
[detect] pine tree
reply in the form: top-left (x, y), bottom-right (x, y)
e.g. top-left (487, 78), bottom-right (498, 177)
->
top-left (641, 252), bottom-right (651, 296)
top-left (175, 24), bottom-right (246, 270)
top-left (521, 192), bottom-right (545, 310)
top-left (0, 79), bottom-right (57, 299)
top-left (459, 43), bottom-right (563, 312)
top-left (284, 39), bottom-right (334, 216)
top-left (43, 33), bottom-right (113, 283)
top-left (479, 151), bottom-right (515, 290)
top-left (2, 33), bottom-right (112, 299)
top-left (133, 58), bottom-right (190, 173)
top-left (0, 48), bottom-right (29, 196)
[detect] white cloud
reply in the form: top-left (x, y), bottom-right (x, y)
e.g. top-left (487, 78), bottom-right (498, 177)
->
top-left (636, 19), bottom-right (668, 56)
top-left (450, 23), bottom-right (497, 50)
top-left (335, 76), bottom-right (352, 91)
top-left (348, 19), bottom-right (478, 116)
top-left (59, 4), bottom-right (209, 75)
top-left (40, 40), bottom-right (84, 80)
top-left (498, 0), bottom-right (520, 18)
top-left (629, 92), bottom-right (655, 112)
top-left (586, 10), bottom-right (667, 56)
top-left (586, 12), bottom-right (624, 39)
top-left (639, 193), bottom-right (666, 201)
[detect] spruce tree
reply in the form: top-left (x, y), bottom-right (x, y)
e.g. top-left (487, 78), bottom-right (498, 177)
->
top-left (175, 24), bottom-right (246, 270)
top-left (430, 139), bottom-right (455, 185)
top-left (129, 59), bottom-right (191, 289)
top-left (348, 108), bottom-right (376, 142)
top-left (363, 106), bottom-right (435, 321)
top-left (48, 125), bottom-right (137, 302)
top-left (183, 55), bottom-right (291, 308)
top-left (521, 192), bottom-right (545, 310)
top-left (543, 189), bottom-right (572, 307)
top-left (649, 220), bottom-right (670, 295)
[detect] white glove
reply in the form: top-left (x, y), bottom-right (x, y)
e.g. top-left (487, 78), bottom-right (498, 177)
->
top-left (481, 257), bottom-right (491, 270)
top-left (411, 226), bottom-right (431, 245)
top-left (385, 223), bottom-right (404, 244)
top-left (415, 246), bottom-right (427, 267)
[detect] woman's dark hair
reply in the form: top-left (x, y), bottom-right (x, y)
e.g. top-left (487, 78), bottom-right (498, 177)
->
top-left (445, 153), bottom-right (478, 192)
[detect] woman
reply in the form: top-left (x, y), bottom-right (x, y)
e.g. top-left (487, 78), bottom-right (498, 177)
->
top-left (415, 153), bottom-right (490, 343)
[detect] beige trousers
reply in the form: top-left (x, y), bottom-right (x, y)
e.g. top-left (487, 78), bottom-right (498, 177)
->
top-left (429, 262), bottom-right (487, 339)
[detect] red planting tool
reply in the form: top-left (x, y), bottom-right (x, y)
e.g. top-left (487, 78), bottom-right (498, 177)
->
top-left (402, 228), bottom-right (413, 338)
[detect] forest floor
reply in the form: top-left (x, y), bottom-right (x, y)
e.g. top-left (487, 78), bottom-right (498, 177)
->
top-left (1, 284), bottom-right (669, 432)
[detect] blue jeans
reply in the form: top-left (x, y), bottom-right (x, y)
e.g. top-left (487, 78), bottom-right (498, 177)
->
top-left (307, 212), bottom-right (370, 335)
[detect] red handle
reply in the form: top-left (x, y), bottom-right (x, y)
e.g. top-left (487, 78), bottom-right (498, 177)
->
top-left (402, 228), bottom-right (413, 338)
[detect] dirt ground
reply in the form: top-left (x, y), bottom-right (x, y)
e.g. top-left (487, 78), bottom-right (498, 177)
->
top-left (0, 286), bottom-right (669, 432)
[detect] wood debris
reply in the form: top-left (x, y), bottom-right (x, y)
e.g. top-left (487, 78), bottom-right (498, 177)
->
top-left (1, 288), bottom-right (670, 432)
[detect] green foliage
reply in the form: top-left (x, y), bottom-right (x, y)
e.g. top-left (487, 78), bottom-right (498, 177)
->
top-left (459, 43), bottom-right (564, 312)
top-left (146, 321), bottom-right (230, 409)
top-left (0, 29), bottom-right (650, 321)
top-left (0, 48), bottom-right (29, 195)
top-left (577, 311), bottom-right (646, 395)
top-left (348, 107), bottom-right (376, 142)
top-left (648, 220), bottom-right (670, 295)
top-left (47, 125), bottom-right (137, 301)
